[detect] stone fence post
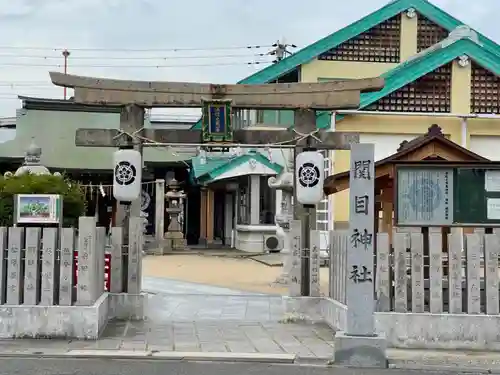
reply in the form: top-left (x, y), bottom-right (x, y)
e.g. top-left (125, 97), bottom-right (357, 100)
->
top-left (76, 217), bottom-right (98, 306)
top-left (155, 179), bottom-right (165, 249)
top-left (127, 217), bottom-right (143, 294)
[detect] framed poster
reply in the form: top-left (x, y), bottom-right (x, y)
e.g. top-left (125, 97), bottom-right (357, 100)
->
top-left (395, 162), bottom-right (500, 227)
top-left (396, 167), bottom-right (453, 226)
top-left (15, 194), bottom-right (62, 224)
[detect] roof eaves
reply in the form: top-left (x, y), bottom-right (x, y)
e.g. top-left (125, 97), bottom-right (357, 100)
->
top-left (412, 0), bottom-right (500, 58)
top-left (206, 151), bottom-right (283, 183)
top-left (205, 154), bottom-right (250, 182)
top-left (195, 0), bottom-right (500, 131)
top-left (239, 0), bottom-right (410, 85)
top-left (324, 133), bottom-right (488, 194)
top-left (319, 32), bottom-right (493, 126)
top-left (341, 30), bottom-right (492, 113)
top-left (190, 1), bottom-right (411, 131)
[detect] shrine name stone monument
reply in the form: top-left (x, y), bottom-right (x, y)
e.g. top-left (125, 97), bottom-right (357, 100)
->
top-left (333, 143), bottom-right (387, 368)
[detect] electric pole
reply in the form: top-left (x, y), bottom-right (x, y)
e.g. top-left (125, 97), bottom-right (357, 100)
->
top-left (268, 39), bottom-right (297, 63)
top-left (62, 49), bottom-right (70, 100)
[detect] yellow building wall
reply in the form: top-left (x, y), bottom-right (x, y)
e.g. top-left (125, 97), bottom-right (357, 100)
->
top-left (297, 11), bottom-right (500, 225)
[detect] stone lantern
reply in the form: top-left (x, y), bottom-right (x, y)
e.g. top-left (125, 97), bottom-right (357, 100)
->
top-left (268, 153), bottom-right (294, 284)
top-left (164, 178), bottom-right (187, 251)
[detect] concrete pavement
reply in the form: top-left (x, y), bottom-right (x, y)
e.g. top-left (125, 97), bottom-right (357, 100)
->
top-left (0, 320), bottom-right (335, 360)
top-left (142, 276), bottom-right (267, 295)
top-left (4, 335), bottom-right (500, 372)
top-left (0, 357), bottom-right (494, 375)
top-left (3, 276), bottom-right (500, 371)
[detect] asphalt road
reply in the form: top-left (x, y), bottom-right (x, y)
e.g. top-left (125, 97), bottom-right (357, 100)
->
top-left (0, 358), bottom-right (491, 375)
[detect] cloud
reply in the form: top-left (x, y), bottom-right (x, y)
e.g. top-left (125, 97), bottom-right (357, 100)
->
top-left (0, 0), bottom-right (497, 118)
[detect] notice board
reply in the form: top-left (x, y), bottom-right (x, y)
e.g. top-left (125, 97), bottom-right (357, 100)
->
top-left (395, 164), bottom-right (500, 226)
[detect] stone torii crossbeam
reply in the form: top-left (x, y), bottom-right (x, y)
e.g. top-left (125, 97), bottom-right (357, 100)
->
top-left (49, 72), bottom-right (384, 149)
top-left (50, 71), bottom-right (385, 295)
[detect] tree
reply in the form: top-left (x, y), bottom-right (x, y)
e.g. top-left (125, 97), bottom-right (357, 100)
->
top-left (0, 173), bottom-right (86, 227)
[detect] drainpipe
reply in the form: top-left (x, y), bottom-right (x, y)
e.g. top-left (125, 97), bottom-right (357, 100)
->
top-left (329, 112), bottom-right (336, 232)
top-left (459, 117), bottom-right (468, 251)
top-left (460, 117), bottom-right (468, 148)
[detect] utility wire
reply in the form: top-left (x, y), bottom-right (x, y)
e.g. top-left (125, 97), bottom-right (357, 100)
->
top-left (0, 44), bottom-right (272, 52)
top-left (0, 61), bottom-right (272, 68)
top-left (0, 52), bottom-right (269, 60)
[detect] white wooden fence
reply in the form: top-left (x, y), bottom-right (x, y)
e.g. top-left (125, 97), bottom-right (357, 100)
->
top-left (330, 229), bottom-right (500, 314)
top-left (0, 216), bottom-right (143, 306)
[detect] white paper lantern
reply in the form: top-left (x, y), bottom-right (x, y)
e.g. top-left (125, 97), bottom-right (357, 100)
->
top-left (295, 151), bottom-right (324, 205)
top-left (113, 149), bottom-right (142, 202)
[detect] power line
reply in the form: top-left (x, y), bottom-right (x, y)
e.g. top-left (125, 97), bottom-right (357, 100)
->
top-left (0, 61), bottom-right (272, 68)
top-left (0, 52), bottom-right (269, 60)
top-left (0, 44), bottom-right (273, 52)
top-left (0, 82), bottom-right (53, 86)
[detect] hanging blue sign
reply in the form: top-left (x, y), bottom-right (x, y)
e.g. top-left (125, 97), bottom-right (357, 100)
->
top-left (201, 99), bottom-right (233, 142)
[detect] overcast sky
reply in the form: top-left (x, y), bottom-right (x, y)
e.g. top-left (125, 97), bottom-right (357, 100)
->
top-left (0, 0), bottom-right (496, 118)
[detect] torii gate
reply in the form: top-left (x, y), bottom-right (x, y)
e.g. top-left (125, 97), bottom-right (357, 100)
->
top-left (49, 71), bottom-right (384, 295)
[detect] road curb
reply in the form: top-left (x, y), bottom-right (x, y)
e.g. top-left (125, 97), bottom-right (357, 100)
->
top-left (0, 350), bottom-right (297, 364)
top-left (150, 351), bottom-right (297, 363)
top-left (388, 360), bottom-right (499, 374)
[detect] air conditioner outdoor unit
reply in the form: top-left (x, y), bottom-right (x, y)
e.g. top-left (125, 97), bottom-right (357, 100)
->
top-left (263, 234), bottom-right (283, 253)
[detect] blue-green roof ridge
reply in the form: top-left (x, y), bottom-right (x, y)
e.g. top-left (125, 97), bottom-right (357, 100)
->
top-left (316, 27), bottom-right (499, 126)
top-left (191, 0), bottom-right (500, 130)
top-left (191, 150), bottom-right (283, 185)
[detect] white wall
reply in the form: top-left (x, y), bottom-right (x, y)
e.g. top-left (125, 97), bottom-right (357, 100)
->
top-left (470, 136), bottom-right (500, 160)
top-left (359, 133), bottom-right (418, 161)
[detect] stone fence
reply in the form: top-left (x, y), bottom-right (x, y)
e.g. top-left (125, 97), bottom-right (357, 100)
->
top-left (0, 216), bottom-right (145, 339)
top-left (326, 229), bottom-right (500, 349)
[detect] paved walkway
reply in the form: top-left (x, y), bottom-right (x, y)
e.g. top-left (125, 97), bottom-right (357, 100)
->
top-left (5, 277), bottom-right (500, 370)
top-left (0, 277), bottom-right (334, 360)
top-left (133, 284), bottom-right (334, 359)
top-left (70, 320), bottom-right (335, 358)
top-left (146, 293), bottom-right (299, 321)
top-left (143, 276), bottom-right (266, 295)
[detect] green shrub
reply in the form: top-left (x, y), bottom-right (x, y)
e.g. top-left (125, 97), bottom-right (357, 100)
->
top-left (0, 173), bottom-right (86, 227)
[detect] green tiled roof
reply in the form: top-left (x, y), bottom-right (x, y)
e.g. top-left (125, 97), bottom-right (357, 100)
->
top-left (317, 34), bottom-right (500, 127)
top-left (191, 150), bottom-right (283, 185)
top-left (191, 0), bottom-right (500, 130)
top-left (191, 154), bottom-right (234, 179)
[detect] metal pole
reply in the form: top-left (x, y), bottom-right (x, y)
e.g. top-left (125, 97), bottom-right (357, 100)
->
top-left (62, 49), bottom-right (70, 100)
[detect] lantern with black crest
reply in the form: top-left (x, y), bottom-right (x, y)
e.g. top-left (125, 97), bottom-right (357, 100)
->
top-left (113, 149), bottom-right (142, 203)
top-left (295, 151), bottom-right (325, 206)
